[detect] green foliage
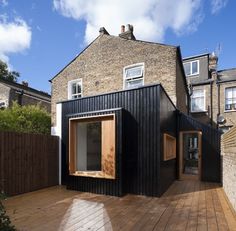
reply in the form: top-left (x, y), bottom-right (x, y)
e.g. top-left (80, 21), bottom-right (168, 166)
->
top-left (0, 60), bottom-right (20, 82)
top-left (0, 194), bottom-right (16, 231)
top-left (0, 102), bottom-right (51, 135)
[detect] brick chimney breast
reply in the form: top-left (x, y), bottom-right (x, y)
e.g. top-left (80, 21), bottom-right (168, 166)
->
top-left (209, 52), bottom-right (218, 71)
top-left (119, 24), bottom-right (136, 40)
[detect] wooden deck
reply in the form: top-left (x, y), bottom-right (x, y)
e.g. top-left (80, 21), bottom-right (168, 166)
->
top-left (2, 180), bottom-right (236, 231)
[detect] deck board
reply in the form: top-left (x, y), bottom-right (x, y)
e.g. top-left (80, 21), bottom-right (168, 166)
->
top-left (2, 181), bottom-right (236, 231)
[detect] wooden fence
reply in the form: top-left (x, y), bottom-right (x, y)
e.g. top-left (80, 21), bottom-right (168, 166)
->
top-left (221, 127), bottom-right (236, 211)
top-left (0, 131), bottom-right (59, 196)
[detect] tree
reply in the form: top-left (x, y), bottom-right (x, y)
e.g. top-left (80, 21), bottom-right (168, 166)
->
top-left (0, 102), bottom-right (51, 135)
top-left (0, 60), bottom-right (20, 82)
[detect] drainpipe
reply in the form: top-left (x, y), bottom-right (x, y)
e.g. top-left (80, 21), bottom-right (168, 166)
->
top-left (15, 89), bottom-right (24, 106)
top-left (210, 81), bottom-right (213, 126)
top-left (216, 80), bottom-right (220, 130)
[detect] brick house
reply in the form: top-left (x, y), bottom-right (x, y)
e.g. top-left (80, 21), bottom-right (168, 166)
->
top-left (50, 25), bottom-right (188, 130)
top-left (183, 53), bottom-right (236, 132)
top-left (50, 25), bottom-right (221, 196)
top-left (0, 78), bottom-right (51, 112)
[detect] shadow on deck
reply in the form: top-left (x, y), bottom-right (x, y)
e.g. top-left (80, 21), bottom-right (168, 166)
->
top-left (2, 180), bottom-right (236, 231)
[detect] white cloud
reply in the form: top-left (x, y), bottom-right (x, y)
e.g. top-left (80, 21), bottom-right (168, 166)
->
top-left (0, 0), bottom-right (8, 7)
top-left (53, 0), bottom-right (203, 44)
top-left (210, 0), bottom-right (228, 14)
top-left (0, 17), bottom-right (32, 64)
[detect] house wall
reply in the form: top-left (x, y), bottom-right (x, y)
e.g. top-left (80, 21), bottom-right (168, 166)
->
top-left (221, 126), bottom-right (236, 211)
top-left (184, 55), bottom-right (209, 84)
top-left (61, 84), bottom-right (177, 197)
top-left (0, 83), bottom-right (10, 107)
top-left (52, 34), bottom-right (187, 126)
top-left (0, 81), bottom-right (51, 112)
top-left (8, 89), bottom-right (51, 112)
top-left (176, 55), bottom-right (188, 113)
top-left (217, 81), bottom-right (236, 128)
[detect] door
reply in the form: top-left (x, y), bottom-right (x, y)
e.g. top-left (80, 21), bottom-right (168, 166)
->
top-left (179, 131), bottom-right (202, 180)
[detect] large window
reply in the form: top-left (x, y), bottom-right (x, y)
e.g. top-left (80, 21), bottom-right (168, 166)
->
top-left (123, 63), bottom-right (144, 89)
top-left (225, 87), bottom-right (236, 111)
top-left (77, 122), bottom-right (102, 171)
top-left (69, 114), bottom-right (116, 179)
top-left (184, 60), bottom-right (199, 76)
top-left (68, 79), bottom-right (82, 99)
top-left (191, 89), bottom-right (205, 112)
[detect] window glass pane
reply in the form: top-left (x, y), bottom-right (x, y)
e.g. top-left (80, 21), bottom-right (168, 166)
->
top-left (192, 61), bottom-right (198, 74)
top-left (76, 83), bottom-right (81, 94)
top-left (126, 66), bottom-right (142, 78)
top-left (226, 88), bottom-right (232, 99)
top-left (191, 90), bottom-right (204, 112)
top-left (77, 122), bottom-right (101, 171)
top-left (125, 78), bottom-right (143, 89)
top-left (193, 90), bottom-right (204, 97)
top-left (184, 63), bottom-right (191, 76)
top-left (233, 87), bottom-right (236, 96)
top-left (72, 83), bottom-right (77, 94)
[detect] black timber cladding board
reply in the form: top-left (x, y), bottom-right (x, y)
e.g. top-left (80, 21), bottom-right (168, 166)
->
top-left (159, 88), bottom-right (177, 196)
top-left (60, 84), bottom-right (178, 196)
top-left (178, 113), bottom-right (221, 183)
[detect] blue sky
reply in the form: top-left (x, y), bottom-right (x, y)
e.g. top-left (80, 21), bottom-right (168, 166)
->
top-left (0, 0), bottom-right (235, 93)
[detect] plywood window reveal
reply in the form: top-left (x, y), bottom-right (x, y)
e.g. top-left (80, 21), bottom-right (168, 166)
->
top-left (163, 133), bottom-right (176, 161)
top-left (69, 114), bottom-right (116, 179)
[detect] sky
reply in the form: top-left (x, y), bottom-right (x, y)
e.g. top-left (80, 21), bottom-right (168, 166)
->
top-left (0, 0), bottom-right (235, 94)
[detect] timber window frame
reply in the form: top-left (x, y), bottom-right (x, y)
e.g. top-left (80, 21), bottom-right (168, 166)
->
top-left (123, 63), bottom-right (144, 89)
top-left (68, 78), bottom-right (83, 99)
top-left (163, 133), bottom-right (176, 161)
top-left (183, 60), bottom-right (199, 77)
top-left (69, 114), bottom-right (116, 179)
top-left (225, 87), bottom-right (236, 111)
top-left (191, 89), bottom-right (206, 112)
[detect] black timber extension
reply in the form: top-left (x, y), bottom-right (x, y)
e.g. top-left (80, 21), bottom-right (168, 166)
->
top-left (60, 84), bottom-right (221, 197)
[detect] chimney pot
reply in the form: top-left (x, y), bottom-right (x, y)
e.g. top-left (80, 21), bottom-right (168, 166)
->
top-left (121, 25), bottom-right (125, 33)
top-left (127, 24), bottom-right (134, 32)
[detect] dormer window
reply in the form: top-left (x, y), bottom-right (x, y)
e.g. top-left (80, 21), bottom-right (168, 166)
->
top-left (68, 79), bottom-right (82, 99)
top-left (123, 63), bottom-right (144, 89)
top-left (184, 60), bottom-right (199, 76)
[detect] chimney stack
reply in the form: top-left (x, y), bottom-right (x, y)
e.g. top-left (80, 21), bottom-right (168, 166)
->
top-left (99, 27), bottom-right (109, 35)
top-left (119, 24), bottom-right (136, 40)
top-left (209, 52), bottom-right (218, 71)
top-left (22, 81), bottom-right (28, 87)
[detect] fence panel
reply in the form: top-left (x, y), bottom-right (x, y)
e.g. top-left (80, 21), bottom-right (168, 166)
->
top-left (0, 131), bottom-right (59, 196)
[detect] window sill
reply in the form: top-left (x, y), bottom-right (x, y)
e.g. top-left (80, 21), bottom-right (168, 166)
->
top-left (224, 110), bottom-right (236, 113)
top-left (191, 110), bottom-right (208, 113)
top-left (70, 171), bottom-right (115, 180)
top-left (186, 73), bottom-right (199, 77)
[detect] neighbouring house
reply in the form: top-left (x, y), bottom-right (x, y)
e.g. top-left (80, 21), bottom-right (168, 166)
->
top-left (183, 53), bottom-right (236, 132)
top-left (50, 25), bottom-right (221, 197)
top-left (0, 78), bottom-right (51, 112)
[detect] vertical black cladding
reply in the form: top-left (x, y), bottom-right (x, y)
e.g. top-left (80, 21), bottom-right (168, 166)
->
top-left (61, 84), bottom-right (177, 196)
top-left (178, 113), bottom-right (221, 183)
top-left (159, 88), bottom-right (177, 196)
